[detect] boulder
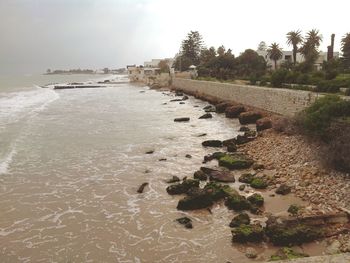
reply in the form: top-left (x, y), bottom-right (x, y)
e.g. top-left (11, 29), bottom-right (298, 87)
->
top-left (229, 212), bottom-right (250, 227)
top-left (182, 95), bottom-right (189, 100)
top-left (203, 152), bottom-right (226, 162)
top-left (247, 193), bottom-right (264, 207)
top-left (204, 105), bottom-right (216, 112)
top-left (239, 111), bottom-right (263, 125)
top-left (199, 113), bottom-right (213, 119)
top-left (231, 224), bottom-right (265, 243)
top-left (256, 117), bottom-right (272, 131)
top-left (208, 169), bottom-right (236, 183)
top-left (222, 138), bottom-right (236, 146)
top-left (218, 154), bottom-right (254, 170)
top-left (250, 177), bottom-right (268, 189)
top-left (227, 143), bottom-right (237, 152)
top-left (166, 176), bottom-right (180, 184)
top-left (175, 91), bottom-right (183, 96)
top-left (145, 150), bottom-right (154, 154)
top-left (225, 194), bottom-right (251, 211)
top-left (202, 140), bottom-right (223, 147)
top-left (174, 117), bottom-right (190, 122)
top-left (204, 182), bottom-right (231, 201)
top-left (235, 134), bottom-right (255, 145)
top-left (166, 179), bottom-right (200, 195)
top-left (177, 189), bottom-right (213, 210)
top-left (239, 126), bottom-right (250, 132)
top-left (193, 170), bottom-right (208, 181)
top-left (215, 102), bottom-right (232, 113)
top-left (265, 216), bottom-right (323, 246)
top-left (176, 217), bottom-right (193, 229)
top-left (225, 105), bottom-right (245, 118)
top-left (137, 182), bottom-right (148, 193)
top-left (238, 173), bottom-right (255, 184)
top-left (276, 184), bottom-right (291, 195)
top-left (185, 154), bottom-right (192, 158)
top-left (239, 184), bottom-right (246, 191)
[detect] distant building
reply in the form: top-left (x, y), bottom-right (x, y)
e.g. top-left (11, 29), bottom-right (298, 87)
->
top-left (144, 58), bottom-right (174, 68)
top-left (257, 50), bottom-right (339, 70)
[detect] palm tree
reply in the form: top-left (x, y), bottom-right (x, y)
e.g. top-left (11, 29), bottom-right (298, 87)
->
top-left (286, 30), bottom-right (303, 65)
top-left (300, 29), bottom-right (323, 63)
top-left (341, 33), bottom-right (350, 68)
top-left (268, 43), bottom-right (283, 70)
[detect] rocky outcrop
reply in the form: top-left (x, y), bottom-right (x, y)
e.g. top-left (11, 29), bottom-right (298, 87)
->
top-left (225, 105), bottom-right (245, 118)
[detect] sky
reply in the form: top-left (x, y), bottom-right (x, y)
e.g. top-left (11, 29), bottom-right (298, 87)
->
top-left (0, 0), bottom-right (349, 74)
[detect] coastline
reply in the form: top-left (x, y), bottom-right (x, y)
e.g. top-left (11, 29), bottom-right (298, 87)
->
top-left (164, 84), bottom-right (350, 259)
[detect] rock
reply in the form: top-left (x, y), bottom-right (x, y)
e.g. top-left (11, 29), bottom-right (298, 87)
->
top-left (166, 179), bottom-right (200, 195)
top-left (245, 247), bottom-right (258, 259)
top-left (225, 194), bottom-right (251, 211)
top-left (208, 170), bottom-right (236, 183)
top-left (250, 205), bottom-right (264, 215)
top-left (231, 224), bottom-right (264, 243)
top-left (276, 184), bottom-right (291, 195)
top-left (287, 204), bottom-right (300, 216)
top-left (177, 189), bottom-right (213, 210)
top-left (166, 176), bottom-right (180, 184)
top-left (170, 98), bottom-right (183, 102)
top-left (203, 105), bottom-right (213, 110)
top-left (270, 247), bottom-right (309, 261)
top-left (158, 158), bottom-right (167, 161)
top-left (239, 184), bottom-right (246, 191)
top-left (238, 111), bottom-right (263, 125)
top-left (215, 102), bottom-right (232, 113)
top-left (137, 182), bottom-right (148, 193)
top-left (239, 126), bottom-right (250, 132)
top-left (196, 133), bottom-right (207, 137)
top-left (175, 91), bottom-right (183, 96)
top-left (204, 182), bottom-right (233, 201)
top-left (182, 95), bottom-right (189, 100)
top-left (185, 154), bottom-right (192, 158)
top-left (174, 117), bottom-right (190, 122)
top-left (204, 105), bottom-right (216, 112)
top-left (239, 173), bottom-right (255, 184)
top-left (265, 217), bottom-right (323, 246)
top-left (179, 102), bottom-right (185, 104)
top-left (235, 134), bottom-right (255, 145)
top-left (250, 178), bottom-right (268, 189)
top-left (247, 193), bottom-right (264, 207)
top-left (222, 138), bottom-right (236, 146)
top-left (227, 143), bottom-right (237, 152)
top-left (252, 163), bottom-right (265, 170)
top-left (229, 212), bottom-right (250, 227)
top-left (199, 113), bottom-right (213, 119)
top-left (202, 140), bottom-right (223, 147)
top-left (218, 154), bottom-right (254, 170)
top-left (176, 217), bottom-right (193, 229)
top-left (256, 117), bottom-right (272, 132)
top-left (193, 170), bottom-right (208, 181)
top-left (244, 130), bottom-right (256, 137)
top-left (225, 105), bottom-right (245, 118)
top-left (145, 150), bottom-right (154, 154)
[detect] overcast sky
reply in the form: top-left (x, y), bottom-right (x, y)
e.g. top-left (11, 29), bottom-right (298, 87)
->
top-left (0, 0), bottom-right (349, 74)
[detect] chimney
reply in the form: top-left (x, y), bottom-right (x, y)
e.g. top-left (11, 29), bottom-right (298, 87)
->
top-left (327, 34), bottom-right (335, 61)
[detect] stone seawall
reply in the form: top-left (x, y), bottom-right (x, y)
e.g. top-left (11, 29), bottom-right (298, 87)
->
top-left (172, 78), bottom-right (321, 116)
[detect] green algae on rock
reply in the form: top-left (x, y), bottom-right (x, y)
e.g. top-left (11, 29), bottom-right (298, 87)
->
top-left (229, 212), bottom-right (251, 228)
top-left (247, 193), bottom-right (264, 207)
top-left (166, 179), bottom-right (200, 195)
top-left (250, 177), bottom-right (268, 189)
top-left (218, 154), bottom-right (254, 170)
top-left (269, 247), bottom-right (309, 261)
top-left (231, 224), bottom-right (265, 243)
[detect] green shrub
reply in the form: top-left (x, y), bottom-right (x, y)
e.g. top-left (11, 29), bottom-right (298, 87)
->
top-left (270, 69), bottom-right (288, 87)
top-left (297, 95), bottom-right (350, 136)
top-left (259, 75), bottom-right (270, 86)
top-left (315, 79), bottom-right (350, 93)
top-left (296, 73), bottom-right (310, 85)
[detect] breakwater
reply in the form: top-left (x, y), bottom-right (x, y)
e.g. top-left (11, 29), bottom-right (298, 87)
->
top-left (172, 78), bottom-right (320, 116)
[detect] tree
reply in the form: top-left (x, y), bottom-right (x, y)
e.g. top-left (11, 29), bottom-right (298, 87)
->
top-left (299, 29), bottom-right (323, 70)
top-left (199, 47), bottom-right (217, 64)
top-left (175, 31), bottom-right (203, 71)
top-left (235, 49), bottom-right (267, 77)
top-left (257, 41), bottom-right (267, 51)
top-left (267, 43), bottom-right (283, 70)
top-left (158, 59), bottom-right (170, 73)
top-left (286, 30), bottom-right (303, 65)
top-left (217, 45), bottom-right (226, 56)
top-left (341, 33), bottom-right (350, 69)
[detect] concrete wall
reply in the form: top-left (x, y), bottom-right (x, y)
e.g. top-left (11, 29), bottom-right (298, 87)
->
top-left (172, 78), bottom-right (321, 116)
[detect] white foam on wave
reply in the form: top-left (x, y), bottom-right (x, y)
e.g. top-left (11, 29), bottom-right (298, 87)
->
top-left (0, 147), bottom-right (17, 175)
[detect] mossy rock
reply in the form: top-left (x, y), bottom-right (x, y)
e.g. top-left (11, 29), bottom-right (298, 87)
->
top-left (266, 223), bottom-right (323, 246)
top-left (238, 173), bottom-right (255, 183)
top-left (250, 177), bottom-right (268, 189)
top-left (269, 247), bottom-right (309, 261)
top-left (287, 204), bottom-right (300, 216)
top-left (225, 194), bottom-right (251, 211)
top-left (232, 224), bottom-right (265, 243)
top-left (275, 184), bottom-right (291, 195)
top-left (193, 170), bottom-right (207, 181)
top-left (166, 179), bottom-right (200, 195)
top-left (204, 182), bottom-right (227, 201)
top-left (247, 193), bottom-right (264, 207)
top-left (177, 189), bottom-right (213, 210)
top-left (218, 154), bottom-right (254, 170)
top-left (229, 212), bottom-right (250, 227)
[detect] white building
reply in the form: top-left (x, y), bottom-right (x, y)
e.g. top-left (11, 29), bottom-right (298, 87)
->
top-left (257, 50), bottom-right (339, 70)
top-left (144, 58), bottom-right (174, 68)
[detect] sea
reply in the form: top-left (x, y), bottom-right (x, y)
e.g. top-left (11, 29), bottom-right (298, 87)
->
top-left (0, 74), bottom-right (312, 262)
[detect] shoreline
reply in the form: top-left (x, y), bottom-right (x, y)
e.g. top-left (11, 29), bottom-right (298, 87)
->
top-left (163, 85), bottom-right (350, 259)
